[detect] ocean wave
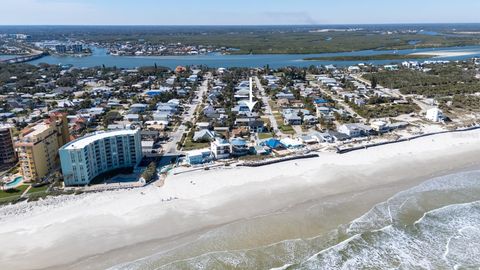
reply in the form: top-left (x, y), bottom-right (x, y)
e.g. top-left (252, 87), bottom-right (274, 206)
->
top-left (110, 170), bottom-right (480, 270)
top-left (300, 201), bottom-right (480, 269)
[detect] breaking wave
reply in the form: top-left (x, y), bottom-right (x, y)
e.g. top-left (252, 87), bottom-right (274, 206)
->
top-left (110, 170), bottom-right (480, 270)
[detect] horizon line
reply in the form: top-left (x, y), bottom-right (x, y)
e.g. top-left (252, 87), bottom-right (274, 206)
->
top-left (1, 22), bottom-right (480, 27)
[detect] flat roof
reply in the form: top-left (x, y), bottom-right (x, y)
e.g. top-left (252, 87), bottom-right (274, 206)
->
top-left (61, 129), bottom-right (138, 151)
top-left (24, 122), bottom-right (50, 138)
top-left (0, 123), bottom-right (13, 130)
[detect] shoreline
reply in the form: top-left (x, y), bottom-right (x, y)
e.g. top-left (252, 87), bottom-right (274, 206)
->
top-left (1, 130), bottom-right (480, 269)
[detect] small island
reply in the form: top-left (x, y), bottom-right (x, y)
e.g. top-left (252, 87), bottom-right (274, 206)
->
top-left (303, 54), bottom-right (435, 61)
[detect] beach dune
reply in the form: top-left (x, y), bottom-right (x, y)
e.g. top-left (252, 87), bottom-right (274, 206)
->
top-left (1, 130), bottom-right (480, 270)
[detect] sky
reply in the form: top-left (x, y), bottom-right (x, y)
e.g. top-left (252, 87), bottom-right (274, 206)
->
top-left (1, 0), bottom-right (480, 25)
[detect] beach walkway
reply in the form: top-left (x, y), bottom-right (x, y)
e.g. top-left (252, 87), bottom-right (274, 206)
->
top-left (20, 185), bottom-right (32, 198)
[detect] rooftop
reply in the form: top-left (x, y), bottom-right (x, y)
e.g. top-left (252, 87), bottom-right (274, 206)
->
top-left (23, 122), bottom-right (50, 139)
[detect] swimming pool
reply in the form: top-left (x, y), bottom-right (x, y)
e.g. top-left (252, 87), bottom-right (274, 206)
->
top-left (4, 176), bottom-right (23, 189)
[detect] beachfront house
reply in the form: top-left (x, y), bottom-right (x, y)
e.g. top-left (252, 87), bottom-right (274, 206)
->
top-left (280, 138), bottom-right (305, 149)
top-left (338, 123), bottom-right (373, 138)
top-left (261, 138), bottom-right (285, 150)
top-left (185, 149), bottom-right (213, 165)
top-left (426, 108), bottom-right (444, 123)
top-left (370, 121), bottom-right (395, 134)
top-left (311, 132), bottom-right (334, 143)
top-left (230, 138), bottom-right (250, 157)
top-left (211, 138), bottom-right (231, 159)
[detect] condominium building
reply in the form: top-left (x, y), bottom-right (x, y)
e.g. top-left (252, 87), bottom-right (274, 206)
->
top-left (0, 124), bottom-right (17, 166)
top-left (16, 113), bottom-right (70, 182)
top-left (59, 129), bottom-right (142, 186)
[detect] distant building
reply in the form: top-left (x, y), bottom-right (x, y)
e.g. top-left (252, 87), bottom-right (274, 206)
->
top-left (55, 45), bottom-right (67, 54)
top-left (72, 44), bottom-right (83, 54)
top-left (16, 113), bottom-right (70, 182)
top-left (59, 129), bottom-right (142, 186)
top-left (0, 124), bottom-right (17, 166)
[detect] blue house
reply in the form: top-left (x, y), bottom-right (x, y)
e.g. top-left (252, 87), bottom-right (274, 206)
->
top-left (261, 138), bottom-right (285, 150)
top-left (314, 99), bottom-right (329, 105)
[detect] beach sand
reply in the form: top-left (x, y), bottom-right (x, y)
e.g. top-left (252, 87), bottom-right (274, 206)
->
top-left (1, 130), bottom-right (480, 270)
top-left (410, 50), bottom-right (480, 57)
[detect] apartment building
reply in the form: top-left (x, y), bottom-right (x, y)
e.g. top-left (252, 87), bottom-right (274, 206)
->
top-left (0, 124), bottom-right (17, 166)
top-left (59, 129), bottom-right (142, 186)
top-left (16, 113), bottom-right (69, 182)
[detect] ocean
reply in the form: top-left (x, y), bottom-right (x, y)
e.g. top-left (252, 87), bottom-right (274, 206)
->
top-left (109, 170), bottom-right (480, 270)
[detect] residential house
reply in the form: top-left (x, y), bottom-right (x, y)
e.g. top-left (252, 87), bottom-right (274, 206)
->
top-left (338, 123), bottom-right (373, 138)
top-left (280, 138), bottom-right (304, 149)
top-left (211, 138), bottom-right (231, 159)
top-left (284, 114), bottom-right (302, 125)
top-left (185, 149), bottom-right (213, 165)
top-left (193, 129), bottom-right (216, 142)
top-left (230, 138), bottom-right (250, 157)
top-left (261, 138), bottom-right (285, 150)
top-left (426, 108), bottom-right (444, 122)
top-left (276, 91), bottom-right (295, 100)
top-left (129, 103), bottom-right (148, 113)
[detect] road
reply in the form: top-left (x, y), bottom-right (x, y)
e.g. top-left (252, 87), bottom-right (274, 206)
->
top-left (254, 76), bottom-right (286, 137)
top-left (311, 81), bottom-right (367, 122)
top-left (162, 72), bottom-right (211, 155)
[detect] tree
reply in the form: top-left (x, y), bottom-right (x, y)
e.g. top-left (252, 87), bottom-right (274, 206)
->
top-left (371, 76), bottom-right (378, 89)
top-left (141, 162), bottom-right (157, 182)
top-left (79, 98), bottom-right (92, 109)
top-left (103, 111), bottom-right (122, 127)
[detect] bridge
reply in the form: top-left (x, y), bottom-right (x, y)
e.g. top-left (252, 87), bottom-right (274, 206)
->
top-left (0, 52), bottom-right (48, 64)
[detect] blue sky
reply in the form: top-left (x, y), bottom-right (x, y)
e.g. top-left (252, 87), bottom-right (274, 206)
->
top-left (1, 0), bottom-right (480, 25)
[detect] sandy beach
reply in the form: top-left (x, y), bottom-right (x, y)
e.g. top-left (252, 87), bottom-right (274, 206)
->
top-left (1, 129), bottom-right (480, 270)
top-left (410, 50), bottom-right (480, 58)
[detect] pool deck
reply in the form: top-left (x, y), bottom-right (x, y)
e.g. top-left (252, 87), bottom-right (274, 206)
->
top-left (1, 176), bottom-right (24, 191)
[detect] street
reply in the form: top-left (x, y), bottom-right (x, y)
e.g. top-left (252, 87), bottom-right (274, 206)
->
top-left (162, 72), bottom-right (212, 155)
top-left (254, 76), bottom-right (286, 137)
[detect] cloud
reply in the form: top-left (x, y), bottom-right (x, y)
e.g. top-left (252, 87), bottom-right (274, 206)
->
top-left (262, 12), bottom-right (326, 25)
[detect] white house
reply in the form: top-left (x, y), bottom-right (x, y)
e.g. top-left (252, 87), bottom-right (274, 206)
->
top-left (426, 108), bottom-right (444, 123)
top-left (211, 138), bottom-right (231, 159)
top-left (338, 123), bottom-right (373, 138)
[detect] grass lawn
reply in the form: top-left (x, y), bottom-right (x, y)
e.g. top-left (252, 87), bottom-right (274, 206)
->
top-left (260, 116), bottom-right (272, 127)
top-left (183, 137), bottom-right (210, 151)
top-left (27, 185), bottom-right (49, 194)
top-left (258, 133), bottom-right (274, 140)
top-left (279, 125), bottom-right (296, 134)
top-left (0, 184), bottom-right (29, 201)
top-left (273, 113), bottom-right (284, 124)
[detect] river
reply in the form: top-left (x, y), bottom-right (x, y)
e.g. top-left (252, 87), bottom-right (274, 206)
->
top-left (10, 45), bottom-right (480, 69)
